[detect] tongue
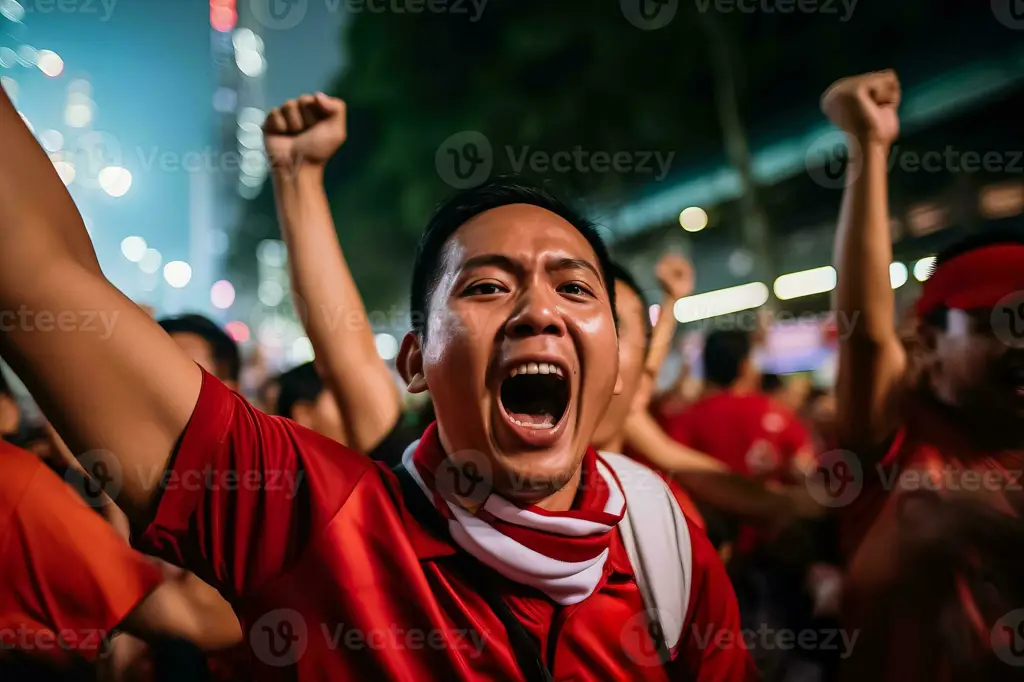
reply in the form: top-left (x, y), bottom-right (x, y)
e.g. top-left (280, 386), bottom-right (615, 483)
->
top-left (509, 411), bottom-right (556, 428)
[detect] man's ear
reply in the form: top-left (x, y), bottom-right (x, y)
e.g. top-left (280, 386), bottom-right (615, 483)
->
top-left (398, 332), bottom-right (429, 394)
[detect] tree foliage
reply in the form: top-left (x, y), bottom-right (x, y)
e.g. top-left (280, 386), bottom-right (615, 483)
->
top-left (229, 0), bottom-right (994, 311)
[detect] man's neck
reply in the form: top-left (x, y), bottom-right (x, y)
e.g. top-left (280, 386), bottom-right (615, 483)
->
top-left (534, 465), bottom-right (584, 512)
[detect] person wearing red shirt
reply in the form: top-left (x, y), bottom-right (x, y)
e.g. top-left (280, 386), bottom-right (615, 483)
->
top-left (662, 330), bottom-right (814, 486)
top-left (0, 87), bottom-right (755, 680)
top-left (0, 440), bottom-right (241, 679)
top-left (824, 69), bottom-right (1024, 680)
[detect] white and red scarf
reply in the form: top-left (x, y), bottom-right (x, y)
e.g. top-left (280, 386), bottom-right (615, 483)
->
top-left (402, 423), bottom-right (626, 605)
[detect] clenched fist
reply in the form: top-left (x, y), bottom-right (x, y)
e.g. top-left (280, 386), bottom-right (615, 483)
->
top-left (656, 253), bottom-right (695, 300)
top-left (820, 70), bottom-right (901, 146)
top-left (264, 92), bottom-right (347, 171)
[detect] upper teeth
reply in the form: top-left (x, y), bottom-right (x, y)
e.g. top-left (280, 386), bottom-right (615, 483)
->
top-left (510, 362), bottom-right (563, 377)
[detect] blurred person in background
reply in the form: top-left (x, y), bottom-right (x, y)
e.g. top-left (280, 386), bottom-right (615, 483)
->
top-left (158, 315), bottom-right (241, 392)
top-left (663, 330), bottom-right (815, 486)
top-left (0, 438), bottom-right (242, 682)
top-left (276, 361), bottom-right (348, 445)
top-left (825, 68), bottom-right (1024, 681)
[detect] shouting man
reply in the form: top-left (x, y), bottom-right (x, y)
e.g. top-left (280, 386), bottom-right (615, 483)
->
top-left (0, 88), bottom-right (753, 680)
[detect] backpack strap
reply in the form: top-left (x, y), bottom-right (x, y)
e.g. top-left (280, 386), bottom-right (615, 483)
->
top-left (599, 451), bottom-right (693, 660)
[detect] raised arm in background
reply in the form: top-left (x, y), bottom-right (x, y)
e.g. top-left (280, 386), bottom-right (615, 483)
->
top-left (645, 253), bottom-right (693, 377)
top-left (823, 70), bottom-right (906, 454)
top-left (0, 84), bottom-right (202, 524)
top-left (265, 93), bottom-right (401, 452)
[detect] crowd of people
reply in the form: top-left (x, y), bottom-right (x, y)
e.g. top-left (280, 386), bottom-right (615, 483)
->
top-left (0, 68), bottom-right (1022, 681)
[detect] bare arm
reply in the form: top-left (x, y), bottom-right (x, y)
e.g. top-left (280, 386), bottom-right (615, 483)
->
top-left (624, 410), bottom-right (823, 520)
top-left (266, 94), bottom-right (400, 452)
top-left (122, 571), bottom-right (243, 651)
top-left (645, 253), bottom-right (693, 378)
top-left (824, 70), bottom-right (907, 453)
top-left (0, 87), bottom-right (202, 523)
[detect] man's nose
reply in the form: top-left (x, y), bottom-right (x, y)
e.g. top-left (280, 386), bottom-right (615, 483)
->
top-left (504, 286), bottom-right (567, 338)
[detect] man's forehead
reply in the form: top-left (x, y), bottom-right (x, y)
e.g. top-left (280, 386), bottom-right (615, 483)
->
top-left (443, 204), bottom-right (600, 271)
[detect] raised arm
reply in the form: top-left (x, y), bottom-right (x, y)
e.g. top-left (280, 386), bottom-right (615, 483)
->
top-left (265, 93), bottom-right (401, 452)
top-left (646, 253), bottom-right (693, 378)
top-left (823, 70), bottom-right (906, 453)
top-left (0, 87), bottom-right (202, 522)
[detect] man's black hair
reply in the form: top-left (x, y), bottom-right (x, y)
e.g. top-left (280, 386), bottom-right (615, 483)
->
top-left (703, 330), bottom-right (752, 388)
top-left (922, 227), bottom-right (1024, 329)
top-left (276, 362), bottom-right (323, 420)
top-left (607, 261), bottom-right (652, 349)
top-left (761, 373), bottom-right (783, 394)
top-left (157, 314), bottom-right (241, 382)
top-left (410, 176), bottom-right (617, 336)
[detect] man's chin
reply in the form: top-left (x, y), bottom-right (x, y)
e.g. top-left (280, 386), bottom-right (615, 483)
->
top-left (492, 446), bottom-right (582, 504)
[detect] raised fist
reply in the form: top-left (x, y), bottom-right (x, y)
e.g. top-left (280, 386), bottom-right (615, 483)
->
top-left (656, 253), bottom-right (695, 300)
top-left (264, 92), bottom-right (347, 171)
top-left (820, 70), bottom-right (901, 146)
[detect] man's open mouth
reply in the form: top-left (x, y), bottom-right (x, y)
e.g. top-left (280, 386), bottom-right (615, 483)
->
top-left (499, 362), bottom-right (570, 430)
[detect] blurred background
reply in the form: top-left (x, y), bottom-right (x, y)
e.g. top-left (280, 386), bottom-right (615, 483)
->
top-left (1, 0), bottom-right (1022, 394)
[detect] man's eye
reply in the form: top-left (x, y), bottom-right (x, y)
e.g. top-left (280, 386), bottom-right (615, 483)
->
top-left (464, 282), bottom-right (506, 296)
top-left (559, 282), bottom-right (594, 297)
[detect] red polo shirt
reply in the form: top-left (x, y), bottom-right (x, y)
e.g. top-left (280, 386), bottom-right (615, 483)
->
top-left (138, 372), bottom-right (756, 680)
top-left (662, 391), bottom-right (810, 483)
top-left (0, 441), bottom-right (163, 669)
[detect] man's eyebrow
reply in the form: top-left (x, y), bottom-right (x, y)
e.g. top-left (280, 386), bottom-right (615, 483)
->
top-left (459, 254), bottom-right (523, 276)
top-left (549, 257), bottom-right (602, 282)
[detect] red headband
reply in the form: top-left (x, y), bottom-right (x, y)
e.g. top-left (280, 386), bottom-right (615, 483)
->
top-left (916, 244), bottom-right (1024, 318)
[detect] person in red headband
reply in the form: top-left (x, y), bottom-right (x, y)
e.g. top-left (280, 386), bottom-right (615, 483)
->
top-left (0, 86), bottom-right (753, 681)
top-left (824, 69), bottom-right (1024, 680)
